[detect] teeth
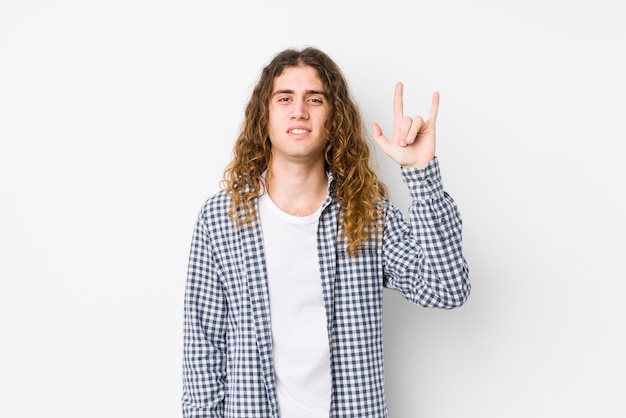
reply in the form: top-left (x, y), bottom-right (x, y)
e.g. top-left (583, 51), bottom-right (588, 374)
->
top-left (290, 129), bottom-right (308, 134)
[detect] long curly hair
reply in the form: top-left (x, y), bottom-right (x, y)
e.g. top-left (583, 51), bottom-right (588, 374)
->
top-left (222, 47), bottom-right (388, 256)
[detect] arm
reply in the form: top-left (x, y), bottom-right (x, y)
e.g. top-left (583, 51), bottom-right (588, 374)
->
top-left (382, 158), bottom-right (470, 308)
top-left (182, 209), bottom-right (227, 417)
top-left (373, 83), bottom-right (470, 307)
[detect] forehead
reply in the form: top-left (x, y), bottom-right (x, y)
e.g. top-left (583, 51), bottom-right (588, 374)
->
top-left (272, 65), bottom-right (324, 91)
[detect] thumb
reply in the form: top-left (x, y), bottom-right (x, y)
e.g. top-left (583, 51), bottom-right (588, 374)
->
top-left (371, 122), bottom-right (388, 149)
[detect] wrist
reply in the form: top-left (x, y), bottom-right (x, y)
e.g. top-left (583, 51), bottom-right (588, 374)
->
top-left (401, 158), bottom-right (435, 170)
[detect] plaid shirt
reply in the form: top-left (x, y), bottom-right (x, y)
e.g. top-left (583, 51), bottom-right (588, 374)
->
top-left (182, 158), bottom-right (470, 417)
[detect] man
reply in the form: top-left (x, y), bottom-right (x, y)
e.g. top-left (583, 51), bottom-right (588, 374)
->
top-left (182, 47), bottom-right (470, 417)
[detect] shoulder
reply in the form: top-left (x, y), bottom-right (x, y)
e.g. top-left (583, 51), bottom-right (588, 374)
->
top-left (202, 189), bottom-right (232, 211)
top-left (196, 190), bottom-right (233, 226)
top-left (378, 195), bottom-right (410, 237)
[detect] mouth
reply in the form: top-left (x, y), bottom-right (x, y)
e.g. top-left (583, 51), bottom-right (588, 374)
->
top-left (288, 129), bottom-right (310, 134)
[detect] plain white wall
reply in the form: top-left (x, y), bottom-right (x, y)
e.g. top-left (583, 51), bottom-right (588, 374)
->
top-left (1, 1), bottom-right (624, 417)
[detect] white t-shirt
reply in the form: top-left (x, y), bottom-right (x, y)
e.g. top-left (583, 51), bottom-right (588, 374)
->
top-left (258, 192), bottom-right (331, 418)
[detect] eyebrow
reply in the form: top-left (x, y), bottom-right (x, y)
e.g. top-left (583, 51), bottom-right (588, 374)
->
top-left (272, 89), bottom-right (327, 97)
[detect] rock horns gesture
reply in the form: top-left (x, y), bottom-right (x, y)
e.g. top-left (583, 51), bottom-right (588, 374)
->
top-left (372, 82), bottom-right (439, 169)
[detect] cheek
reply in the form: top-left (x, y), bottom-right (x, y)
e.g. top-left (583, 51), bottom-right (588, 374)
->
top-left (268, 107), bottom-right (285, 128)
top-left (317, 109), bottom-right (330, 128)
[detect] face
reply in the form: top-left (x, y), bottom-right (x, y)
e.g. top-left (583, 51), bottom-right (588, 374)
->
top-left (267, 65), bottom-right (330, 167)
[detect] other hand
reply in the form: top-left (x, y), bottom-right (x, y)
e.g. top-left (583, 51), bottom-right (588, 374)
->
top-left (372, 82), bottom-right (439, 169)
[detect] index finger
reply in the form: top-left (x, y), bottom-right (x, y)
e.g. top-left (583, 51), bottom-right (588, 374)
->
top-left (393, 82), bottom-right (404, 121)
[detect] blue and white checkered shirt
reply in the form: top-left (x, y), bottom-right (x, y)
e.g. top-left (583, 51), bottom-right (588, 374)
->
top-left (182, 158), bottom-right (470, 417)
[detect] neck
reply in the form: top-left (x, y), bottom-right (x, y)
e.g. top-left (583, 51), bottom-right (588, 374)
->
top-left (265, 159), bottom-right (328, 216)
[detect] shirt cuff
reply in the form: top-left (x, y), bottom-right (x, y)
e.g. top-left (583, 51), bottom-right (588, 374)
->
top-left (400, 157), bottom-right (444, 202)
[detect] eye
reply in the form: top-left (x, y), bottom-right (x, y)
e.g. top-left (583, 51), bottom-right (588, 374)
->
top-left (308, 97), bottom-right (324, 104)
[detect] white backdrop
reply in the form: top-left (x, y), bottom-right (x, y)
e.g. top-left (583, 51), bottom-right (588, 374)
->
top-left (1, 1), bottom-right (624, 417)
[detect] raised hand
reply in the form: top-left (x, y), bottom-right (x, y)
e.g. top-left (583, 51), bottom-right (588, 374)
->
top-left (372, 82), bottom-right (439, 169)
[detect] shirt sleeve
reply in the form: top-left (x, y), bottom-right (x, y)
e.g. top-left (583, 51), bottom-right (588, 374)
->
top-left (182, 207), bottom-right (227, 417)
top-left (382, 157), bottom-right (471, 308)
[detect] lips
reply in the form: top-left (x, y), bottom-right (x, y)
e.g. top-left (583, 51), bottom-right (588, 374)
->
top-left (288, 129), bottom-right (310, 134)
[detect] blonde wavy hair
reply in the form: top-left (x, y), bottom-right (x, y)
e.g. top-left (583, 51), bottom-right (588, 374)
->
top-left (222, 47), bottom-right (388, 256)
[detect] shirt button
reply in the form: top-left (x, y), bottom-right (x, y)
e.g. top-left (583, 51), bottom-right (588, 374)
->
top-left (439, 217), bottom-right (446, 224)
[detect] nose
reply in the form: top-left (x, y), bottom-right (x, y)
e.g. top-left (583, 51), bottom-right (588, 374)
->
top-left (290, 100), bottom-right (309, 119)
